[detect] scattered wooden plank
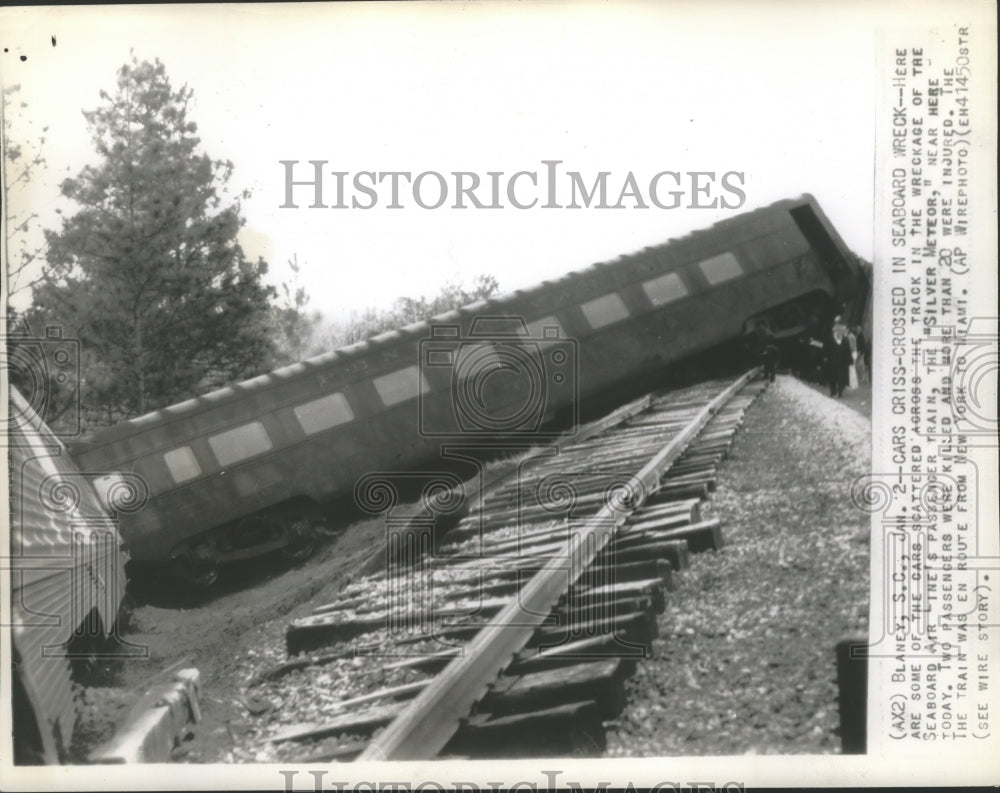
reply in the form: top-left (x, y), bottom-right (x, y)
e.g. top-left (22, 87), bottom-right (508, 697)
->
top-left (262, 701), bottom-right (405, 744)
top-left (382, 647), bottom-right (461, 673)
top-left (601, 538), bottom-right (690, 570)
top-left (286, 613), bottom-right (387, 655)
top-left (295, 738), bottom-right (369, 762)
top-left (287, 595), bottom-right (515, 654)
top-left (629, 497), bottom-right (702, 522)
top-left (531, 608), bottom-right (658, 648)
top-left (583, 558), bottom-right (675, 590)
top-left (445, 700), bottom-right (606, 758)
top-left (312, 578), bottom-right (524, 618)
top-left (620, 511), bottom-right (693, 534)
top-left (484, 658), bottom-right (625, 718)
top-left (276, 376), bottom-right (761, 763)
top-left (566, 577), bottom-right (666, 615)
top-left (514, 633), bottom-right (650, 676)
top-left (646, 482), bottom-right (709, 501)
top-left (616, 518), bottom-right (722, 553)
top-left (554, 594), bottom-right (655, 626)
top-left (639, 519), bottom-right (725, 553)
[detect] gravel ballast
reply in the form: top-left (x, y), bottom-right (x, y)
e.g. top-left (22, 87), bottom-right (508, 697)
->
top-left (605, 374), bottom-right (871, 756)
top-left (81, 373), bottom-right (870, 762)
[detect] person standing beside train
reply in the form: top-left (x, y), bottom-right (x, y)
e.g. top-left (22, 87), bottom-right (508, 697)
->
top-left (825, 317), bottom-right (853, 397)
top-left (746, 322), bottom-right (779, 383)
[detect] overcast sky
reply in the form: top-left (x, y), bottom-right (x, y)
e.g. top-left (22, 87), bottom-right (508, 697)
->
top-left (1, 2), bottom-right (904, 322)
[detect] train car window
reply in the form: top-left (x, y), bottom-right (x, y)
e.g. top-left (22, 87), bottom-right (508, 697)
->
top-left (373, 365), bottom-right (431, 406)
top-left (293, 392), bottom-right (355, 434)
top-left (92, 473), bottom-right (126, 513)
top-left (208, 421), bottom-right (273, 466)
top-left (697, 252), bottom-right (743, 285)
top-left (580, 293), bottom-right (630, 330)
top-left (163, 445), bottom-right (202, 484)
top-left (641, 272), bottom-right (689, 306)
top-left (526, 316), bottom-right (565, 339)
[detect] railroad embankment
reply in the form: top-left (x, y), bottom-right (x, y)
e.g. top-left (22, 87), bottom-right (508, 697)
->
top-left (606, 374), bottom-right (871, 755)
top-left (75, 374), bottom-right (870, 762)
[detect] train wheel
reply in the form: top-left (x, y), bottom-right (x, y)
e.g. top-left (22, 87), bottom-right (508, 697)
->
top-left (313, 515), bottom-right (341, 538)
top-left (185, 560), bottom-right (221, 589)
top-left (280, 517), bottom-right (318, 562)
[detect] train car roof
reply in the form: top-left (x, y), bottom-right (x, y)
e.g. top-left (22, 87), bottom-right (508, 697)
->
top-left (70, 193), bottom-right (834, 451)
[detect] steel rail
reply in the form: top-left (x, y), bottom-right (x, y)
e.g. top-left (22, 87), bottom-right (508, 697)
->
top-left (353, 393), bottom-right (656, 580)
top-left (358, 368), bottom-right (760, 761)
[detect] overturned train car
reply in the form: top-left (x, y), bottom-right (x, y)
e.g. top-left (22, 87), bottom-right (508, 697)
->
top-left (68, 194), bottom-right (868, 583)
top-left (7, 387), bottom-right (130, 763)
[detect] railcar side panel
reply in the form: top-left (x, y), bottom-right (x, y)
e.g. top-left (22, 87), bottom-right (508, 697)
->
top-left (69, 195), bottom-right (866, 570)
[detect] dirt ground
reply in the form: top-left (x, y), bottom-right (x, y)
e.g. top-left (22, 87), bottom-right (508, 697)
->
top-left (75, 512), bottom-right (390, 762)
top-left (75, 370), bottom-right (872, 763)
top-left (801, 370), bottom-right (873, 420)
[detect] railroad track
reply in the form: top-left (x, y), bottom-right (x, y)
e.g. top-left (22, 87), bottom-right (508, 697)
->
top-left (240, 370), bottom-right (768, 762)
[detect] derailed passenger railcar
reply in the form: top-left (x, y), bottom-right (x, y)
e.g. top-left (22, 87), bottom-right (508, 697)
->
top-left (68, 194), bottom-right (868, 583)
top-left (7, 387), bottom-right (129, 763)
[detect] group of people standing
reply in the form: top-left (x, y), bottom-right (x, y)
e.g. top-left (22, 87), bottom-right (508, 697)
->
top-left (825, 316), bottom-right (870, 397)
top-left (749, 315), bottom-right (871, 396)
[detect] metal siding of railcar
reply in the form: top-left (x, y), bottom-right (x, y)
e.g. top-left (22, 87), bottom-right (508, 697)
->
top-left (134, 411), bottom-right (372, 549)
top-left (451, 200), bottom-right (810, 376)
top-left (794, 194), bottom-right (855, 261)
top-left (70, 196), bottom-right (841, 555)
top-left (571, 292), bottom-right (687, 397)
top-left (69, 365), bottom-right (288, 463)
top-left (861, 267), bottom-right (874, 339)
top-left (77, 343), bottom-right (395, 475)
top-left (637, 206), bottom-right (775, 274)
top-left (568, 219), bottom-right (762, 393)
top-left (126, 424), bottom-right (288, 552)
top-left (9, 395), bottom-right (127, 566)
top-left (8, 389), bottom-right (128, 760)
top-left (79, 357), bottom-right (390, 536)
top-left (588, 208), bottom-right (789, 309)
top-left (285, 340), bottom-right (429, 486)
top-left (13, 564), bottom-right (127, 755)
top-left (14, 567), bottom-right (89, 654)
top-left (11, 617), bottom-right (77, 762)
top-left (582, 237), bottom-right (836, 398)
top-left (9, 404), bottom-right (120, 562)
top-left (121, 458), bottom-right (286, 559)
top-left (790, 196), bottom-right (868, 321)
top-left (7, 443), bottom-right (74, 558)
top-left (66, 196), bottom-right (807, 464)
top-left (604, 216), bottom-right (817, 369)
top-left (735, 222), bottom-right (814, 272)
top-left (119, 349), bottom-right (434, 559)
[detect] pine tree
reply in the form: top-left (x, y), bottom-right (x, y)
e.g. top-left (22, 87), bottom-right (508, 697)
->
top-left (33, 57), bottom-right (276, 423)
top-left (270, 254), bottom-right (321, 366)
